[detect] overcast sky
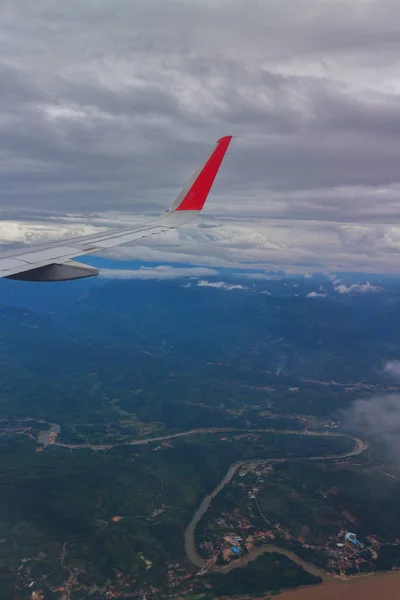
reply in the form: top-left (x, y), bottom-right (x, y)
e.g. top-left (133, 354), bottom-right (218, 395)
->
top-left (2, 0), bottom-right (400, 274)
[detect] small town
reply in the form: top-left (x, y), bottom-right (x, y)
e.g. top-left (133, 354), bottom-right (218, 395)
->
top-left (15, 554), bottom-right (198, 600)
top-left (196, 460), bottom-right (392, 578)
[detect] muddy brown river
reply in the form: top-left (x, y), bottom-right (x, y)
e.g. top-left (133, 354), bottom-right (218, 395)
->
top-left (277, 571), bottom-right (400, 600)
top-left (183, 432), bottom-right (400, 598)
top-left (36, 422), bottom-right (398, 597)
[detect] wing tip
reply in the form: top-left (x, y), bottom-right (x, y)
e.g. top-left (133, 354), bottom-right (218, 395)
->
top-left (217, 135), bottom-right (233, 145)
top-left (175, 135), bottom-right (233, 212)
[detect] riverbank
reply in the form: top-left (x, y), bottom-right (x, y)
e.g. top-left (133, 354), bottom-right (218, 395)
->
top-left (183, 456), bottom-right (332, 579)
top-left (211, 543), bottom-right (328, 578)
top-left (38, 422), bottom-right (366, 455)
top-left (182, 438), bottom-right (400, 599)
top-left (276, 569), bottom-right (400, 600)
top-left (184, 432), bottom-right (366, 578)
top-left (33, 420), bottom-right (364, 583)
top-left (11, 418), bottom-right (396, 597)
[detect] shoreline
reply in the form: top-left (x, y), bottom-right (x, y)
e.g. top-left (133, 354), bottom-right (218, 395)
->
top-left (276, 569), bottom-right (400, 600)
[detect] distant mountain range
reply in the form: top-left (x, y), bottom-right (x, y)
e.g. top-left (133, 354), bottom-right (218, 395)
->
top-left (1, 272), bottom-right (400, 393)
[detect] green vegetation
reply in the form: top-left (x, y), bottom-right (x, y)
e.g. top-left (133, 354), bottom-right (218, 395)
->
top-left (276, 461), bottom-right (400, 542)
top-left (197, 458), bottom-right (400, 579)
top-left (0, 431), bottom-right (352, 598)
top-left (2, 277), bottom-right (400, 597)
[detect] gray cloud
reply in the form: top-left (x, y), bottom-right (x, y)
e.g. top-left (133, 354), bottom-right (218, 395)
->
top-left (346, 360), bottom-right (400, 461)
top-left (384, 361), bottom-right (400, 379)
top-left (347, 394), bottom-right (400, 462)
top-left (2, 1), bottom-right (400, 272)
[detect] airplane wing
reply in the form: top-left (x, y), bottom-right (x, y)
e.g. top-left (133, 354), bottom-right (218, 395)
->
top-left (0, 135), bottom-right (232, 282)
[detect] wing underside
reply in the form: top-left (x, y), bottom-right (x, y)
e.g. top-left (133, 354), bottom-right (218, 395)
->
top-left (0, 136), bottom-right (232, 281)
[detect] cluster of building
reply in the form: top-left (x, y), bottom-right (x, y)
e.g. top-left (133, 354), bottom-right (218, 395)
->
top-left (199, 501), bottom-right (384, 576)
top-left (16, 554), bottom-right (187, 600)
top-left (198, 501), bottom-right (280, 566)
top-left (238, 462), bottom-right (273, 478)
top-left (197, 462), bottom-right (392, 577)
top-left (0, 422), bottom-right (37, 442)
top-left (13, 557), bottom-right (45, 598)
top-left (308, 529), bottom-right (382, 575)
top-left (166, 562), bottom-right (194, 594)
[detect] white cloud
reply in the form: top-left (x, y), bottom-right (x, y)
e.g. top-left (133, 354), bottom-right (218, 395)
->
top-left (347, 393), bottom-right (400, 462)
top-left (1, 213), bottom-right (400, 276)
top-left (384, 360), bottom-right (400, 380)
top-left (306, 291), bottom-right (327, 298)
top-left (0, 219), bottom-right (104, 245)
top-left (231, 271), bottom-right (283, 280)
top-left (196, 280), bottom-right (247, 291)
top-left (332, 278), bottom-right (382, 294)
top-left (99, 265), bottom-right (218, 279)
top-left (346, 360), bottom-right (400, 461)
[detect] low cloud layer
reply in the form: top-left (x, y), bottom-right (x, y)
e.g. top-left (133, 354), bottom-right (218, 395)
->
top-left (100, 265), bottom-right (217, 279)
top-left (347, 394), bottom-right (400, 462)
top-left (196, 280), bottom-right (247, 291)
top-left (347, 360), bottom-right (400, 461)
top-left (3, 214), bottom-right (400, 275)
top-left (332, 278), bottom-right (383, 294)
top-left (2, 1), bottom-right (400, 273)
top-left (384, 361), bottom-right (400, 379)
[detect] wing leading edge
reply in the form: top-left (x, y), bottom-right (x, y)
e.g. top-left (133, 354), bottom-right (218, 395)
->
top-left (0, 135), bottom-right (232, 281)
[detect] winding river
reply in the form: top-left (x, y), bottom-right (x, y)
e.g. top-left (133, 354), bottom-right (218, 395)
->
top-left (34, 419), bottom-right (367, 582)
top-left (8, 420), bottom-right (400, 597)
top-left (20, 420), bottom-right (385, 593)
top-left (183, 431), bottom-right (367, 578)
top-left (183, 455), bottom-right (329, 578)
top-left (182, 431), bottom-right (400, 598)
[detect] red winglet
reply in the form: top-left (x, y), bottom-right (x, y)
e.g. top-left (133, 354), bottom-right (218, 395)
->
top-left (176, 136), bottom-right (232, 211)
